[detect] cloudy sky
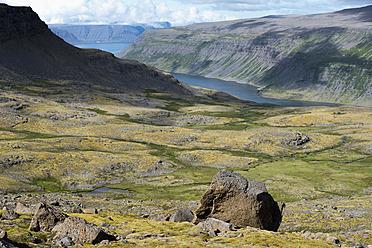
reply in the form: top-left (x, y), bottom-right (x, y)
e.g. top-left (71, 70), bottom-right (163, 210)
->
top-left (1, 0), bottom-right (371, 26)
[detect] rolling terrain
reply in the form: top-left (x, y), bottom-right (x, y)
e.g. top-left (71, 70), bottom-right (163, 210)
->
top-left (0, 3), bottom-right (371, 247)
top-left (119, 5), bottom-right (372, 106)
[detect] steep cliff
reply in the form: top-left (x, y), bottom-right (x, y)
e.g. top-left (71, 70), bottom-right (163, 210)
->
top-left (49, 24), bottom-right (151, 43)
top-left (0, 4), bottom-right (194, 96)
top-left (119, 5), bottom-right (372, 106)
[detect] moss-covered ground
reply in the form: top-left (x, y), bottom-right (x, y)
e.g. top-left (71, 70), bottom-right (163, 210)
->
top-left (0, 81), bottom-right (371, 247)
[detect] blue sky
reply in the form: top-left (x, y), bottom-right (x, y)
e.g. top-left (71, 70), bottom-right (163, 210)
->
top-left (1, 0), bottom-right (371, 26)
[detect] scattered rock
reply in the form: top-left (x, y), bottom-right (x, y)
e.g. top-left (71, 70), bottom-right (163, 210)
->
top-left (0, 238), bottom-right (16, 248)
top-left (29, 202), bottom-right (68, 232)
top-left (0, 228), bottom-right (6, 239)
top-left (170, 207), bottom-right (195, 223)
top-left (82, 208), bottom-right (97, 214)
top-left (52, 216), bottom-right (116, 245)
top-left (1, 210), bottom-right (19, 220)
top-left (148, 213), bottom-right (171, 222)
top-left (194, 170), bottom-right (284, 231)
top-left (55, 236), bottom-right (74, 247)
top-left (197, 218), bottom-right (232, 236)
top-left (14, 202), bottom-right (34, 214)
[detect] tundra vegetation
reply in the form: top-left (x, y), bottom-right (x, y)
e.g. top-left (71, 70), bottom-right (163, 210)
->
top-left (0, 80), bottom-right (371, 247)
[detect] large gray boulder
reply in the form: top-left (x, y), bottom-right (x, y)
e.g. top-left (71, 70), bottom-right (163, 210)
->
top-left (29, 202), bottom-right (68, 232)
top-left (52, 216), bottom-right (116, 245)
top-left (194, 170), bottom-right (285, 231)
top-left (170, 207), bottom-right (195, 223)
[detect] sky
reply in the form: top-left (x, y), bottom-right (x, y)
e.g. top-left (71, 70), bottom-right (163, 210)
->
top-left (1, 0), bottom-right (371, 26)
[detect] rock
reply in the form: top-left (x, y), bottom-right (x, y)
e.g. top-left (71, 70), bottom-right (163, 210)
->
top-left (52, 216), bottom-right (116, 245)
top-left (0, 238), bottom-right (15, 248)
top-left (194, 170), bottom-right (284, 231)
top-left (82, 208), bottom-right (97, 214)
top-left (148, 213), bottom-right (171, 222)
top-left (197, 218), bottom-right (232, 236)
top-left (29, 202), bottom-right (68, 232)
top-left (170, 207), bottom-right (195, 223)
top-left (14, 202), bottom-right (34, 214)
top-left (0, 228), bottom-right (6, 239)
top-left (69, 206), bottom-right (83, 213)
top-left (55, 236), bottom-right (74, 247)
top-left (1, 210), bottom-right (19, 220)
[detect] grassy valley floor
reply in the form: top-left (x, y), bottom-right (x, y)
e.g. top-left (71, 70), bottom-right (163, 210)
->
top-left (0, 80), bottom-right (371, 247)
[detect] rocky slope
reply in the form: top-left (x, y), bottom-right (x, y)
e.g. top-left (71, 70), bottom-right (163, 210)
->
top-left (49, 23), bottom-right (171, 44)
top-left (0, 4), bottom-right (194, 97)
top-left (119, 5), bottom-right (372, 106)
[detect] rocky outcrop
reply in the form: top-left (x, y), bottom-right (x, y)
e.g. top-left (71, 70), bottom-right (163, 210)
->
top-left (0, 238), bottom-right (15, 248)
top-left (194, 170), bottom-right (284, 231)
top-left (1, 210), bottom-right (19, 220)
top-left (0, 4), bottom-right (195, 97)
top-left (29, 202), bottom-right (68, 232)
top-left (170, 207), bottom-right (195, 223)
top-left (52, 216), bottom-right (116, 245)
top-left (0, 228), bottom-right (6, 239)
top-left (197, 218), bottom-right (232, 236)
top-left (14, 202), bottom-right (34, 214)
top-left (119, 5), bottom-right (372, 106)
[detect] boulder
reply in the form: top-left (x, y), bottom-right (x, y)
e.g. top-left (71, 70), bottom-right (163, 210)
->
top-left (148, 213), bottom-right (171, 222)
top-left (55, 236), bottom-right (74, 247)
top-left (52, 216), bottom-right (116, 245)
top-left (170, 207), bottom-right (195, 223)
top-left (194, 170), bottom-right (284, 231)
top-left (1, 210), bottom-right (19, 220)
top-left (29, 202), bottom-right (68, 232)
top-left (0, 238), bottom-right (15, 248)
top-left (197, 218), bottom-right (232, 236)
top-left (82, 208), bottom-right (97, 214)
top-left (15, 202), bottom-right (34, 214)
top-left (0, 228), bottom-right (6, 239)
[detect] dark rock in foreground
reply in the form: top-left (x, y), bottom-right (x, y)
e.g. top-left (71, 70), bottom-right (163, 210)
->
top-left (52, 216), bottom-right (116, 245)
top-left (194, 170), bottom-right (285, 231)
top-left (0, 238), bottom-right (16, 248)
top-left (29, 202), bottom-right (68, 232)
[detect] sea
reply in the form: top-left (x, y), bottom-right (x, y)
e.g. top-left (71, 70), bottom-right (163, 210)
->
top-left (73, 42), bottom-right (339, 107)
top-left (74, 42), bottom-right (132, 54)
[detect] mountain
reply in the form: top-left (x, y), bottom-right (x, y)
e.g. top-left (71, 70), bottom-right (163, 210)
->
top-left (0, 4), bottom-right (193, 96)
top-left (48, 24), bottom-right (153, 44)
top-left (118, 5), bottom-right (372, 106)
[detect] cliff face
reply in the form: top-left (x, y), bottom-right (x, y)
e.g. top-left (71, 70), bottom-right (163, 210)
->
top-left (118, 5), bottom-right (372, 106)
top-left (0, 4), bottom-right (48, 42)
top-left (49, 24), bottom-right (151, 43)
top-left (0, 4), bottom-right (194, 97)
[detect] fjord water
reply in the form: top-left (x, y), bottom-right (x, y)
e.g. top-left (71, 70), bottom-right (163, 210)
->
top-left (73, 42), bottom-right (338, 107)
top-left (75, 42), bottom-right (132, 54)
top-left (173, 73), bottom-right (339, 107)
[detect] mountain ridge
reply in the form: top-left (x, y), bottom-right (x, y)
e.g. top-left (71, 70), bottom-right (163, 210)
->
top-left (119, 5), bottom-right (372, 106)
top-left (0, 4), bottom-right (194, 97)
top-left (49, 22), bottom-right (171, 44)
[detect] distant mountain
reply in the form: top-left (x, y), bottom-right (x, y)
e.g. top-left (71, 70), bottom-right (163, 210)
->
top-left (0, 4), bottom-right (193, 96)
top-left (119, 5), bottom-right (372, 106)
top-left (48, 22), bottom-right (171, 44)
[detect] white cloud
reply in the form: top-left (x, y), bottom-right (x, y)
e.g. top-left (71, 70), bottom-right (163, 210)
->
top-left (0, 0), bottom-right (370, 26)
top-left (0, 0), bottom-right (231, 25)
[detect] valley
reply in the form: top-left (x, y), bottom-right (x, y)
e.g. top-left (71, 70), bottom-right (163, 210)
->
top-left (0, 3), bottom-right (371, 247)
top-left (119, 6), bottom-right (372, 106)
